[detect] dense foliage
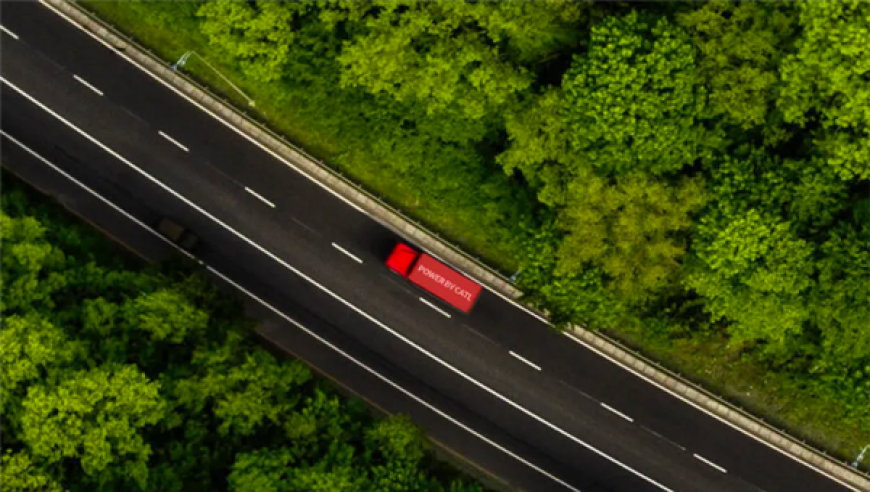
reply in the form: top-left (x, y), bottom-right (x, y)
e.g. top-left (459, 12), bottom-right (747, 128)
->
top-left (79, 0), bottom-right (870, 462)
top-left (0, 175), bottom-right (484, 491)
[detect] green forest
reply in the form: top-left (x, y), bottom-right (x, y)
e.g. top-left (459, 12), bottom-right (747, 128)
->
top-left (76, 0), bottom-right (870, 466)
top-left (0, 174), bottom-right (485, 491)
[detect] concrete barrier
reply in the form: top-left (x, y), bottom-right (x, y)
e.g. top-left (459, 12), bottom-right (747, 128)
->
top-left (46, 1), bottom-right (870, 490)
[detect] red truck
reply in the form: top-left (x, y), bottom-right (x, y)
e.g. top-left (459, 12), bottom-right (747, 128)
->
top-left (386, 243), bottom-right (482, 313)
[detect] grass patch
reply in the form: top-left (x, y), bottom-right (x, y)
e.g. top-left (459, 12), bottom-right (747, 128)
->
top-left (81, 1), bottom-right (521, 273)
top-left (613, 328), bottom-right (870, 466)
top-left (78, 1), bottom-right (870, 472)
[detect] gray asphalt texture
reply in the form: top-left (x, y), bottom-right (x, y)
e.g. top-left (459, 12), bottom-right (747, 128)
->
top-left (0, 4), bottom-right (854, 492)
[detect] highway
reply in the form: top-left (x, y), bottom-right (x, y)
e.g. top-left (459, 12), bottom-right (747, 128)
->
top-left (0, 3), bottom-right (859, 492)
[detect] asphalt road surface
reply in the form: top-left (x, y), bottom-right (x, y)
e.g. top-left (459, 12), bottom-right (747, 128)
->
top-left (0, 3), bottom-right (858, 492)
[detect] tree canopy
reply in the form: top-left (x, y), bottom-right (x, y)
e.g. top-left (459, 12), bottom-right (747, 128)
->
top-left (0, 176), bottom-right (485, 492)
top-left (33, 0), bottom-right (870, 469)
top-left (777, 0), bottom-right (870, 180)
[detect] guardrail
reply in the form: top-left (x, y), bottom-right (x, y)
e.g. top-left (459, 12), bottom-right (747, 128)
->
top-left (50, 1), bottom-right (870, 489)
top-left (65, 0), bottom-right (522, 300)
top-left (570, 326), bottom-right (870, 482)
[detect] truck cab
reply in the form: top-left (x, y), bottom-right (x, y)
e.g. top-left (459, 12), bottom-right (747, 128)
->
top-left (386, 242), bottom-right (482, 313)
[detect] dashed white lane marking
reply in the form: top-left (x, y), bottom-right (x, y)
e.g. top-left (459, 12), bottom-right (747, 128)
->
top-left (23, 5), bottom-right (870, 489)
top-left (32, 6), bottom-right (870, 488)
top-left (509, 351), bottom-right (542, 371)
top-left (331, 242), bottom-right (363, 264)
top-left (418, 249), bottom-right (551, 326)
top-left (419, 297), bottom-right (452, 318)
top-left (33, 0), bottom-right (563, 334)
top-left (1, 25), bottom-right (20, 40)
top-left (694, 454), bottom-right (728, 474)
top-left (244, 187), bottom-right (275, 208)
top-left (158, 130), bottom-right (189, 152)
top-left (1, 130), bottom-right (582, 492)
top-left (39, 0), bottom-right (367, 215)
top-left (562, 328), bottom-right (864, 492)
top-left (4, 64), bottom-right (677, 492)
top-left (72, 74), bottom-right (103, 96)
top-left (600, 403), bottom-right (634, 423)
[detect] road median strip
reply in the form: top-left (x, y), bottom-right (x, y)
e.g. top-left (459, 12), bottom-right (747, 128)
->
top-left (45, 1), bottom-right (870, 490)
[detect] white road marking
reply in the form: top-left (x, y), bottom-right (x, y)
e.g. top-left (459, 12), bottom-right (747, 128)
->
top-left (1, 25), bottom-right (20, 40)
top-left (2, 74), bottom-right (676, 492)
top-left (419, 297), bottom-right (452, 318)
top-left (509, 351), bottom-right (542, 371)
top-left (600, 403), bottom-right (634, 423)
top-left (694, 454), bottom-right (728, 474)
top-left (158, 130), bottom-right (189, 152)
top-left (30, 4), bottom-right (870, 490)
top-left (1, 130), bottom-right (582, 492)
top-left (331, 242), bottom-right (363, 264)
top-left (562, 332), bottom-right (863, 492)
top-left (484, 284), bottom-right (551, 324)
top-left (72, 74), bottom-right (103, 96)
top-left (418, 249), bottom-right (550, 325)
top-left (244, 187), bottom-right (275, 208)
top-left (1, 130), bottom-right (198, 263)
top-left (38, 0), bottom-right (366, 215)
top-left (35, 0), bottom-right (550, 356)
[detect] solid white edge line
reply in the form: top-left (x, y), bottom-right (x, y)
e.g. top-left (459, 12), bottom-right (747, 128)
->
top-left (72, 74), bottom-right (103, 96)
top-left (600, 403), bottom-right (634, 423)
top-left (158, 130), bottom-right (189, 152)
top-left (419, 297), bottom-right (452, 319)
top-left (35, 0), bottom-right (525, 326)
top-left (0, 130), bottom-right (198, 261)
top-left (481, 281), bottom-right (551, 324)
top-left (1, 24), bottom-right (20, 40)
top-left (0, 130), bottom-right (582, 492)
top-left (2, 76), bottom-right (675, 492)
top-left (244, 187), bottom-right (275, 208)
top-left (693, 454), bottom-right (728, 474)
top-left (509, 351), bottom-right (542, 371)
top-left (563, 332), bottom-right (864, 492)
top-left (37, 0), bottom-right (547, 343)
top-left (418, 248), bottom-right (550, 325)
top-left (37, 0), bottom-right (366, 215)
top-left (331, 242), bottom-right (363, 264)
top-left (31, 4), bottom-right (870, 490)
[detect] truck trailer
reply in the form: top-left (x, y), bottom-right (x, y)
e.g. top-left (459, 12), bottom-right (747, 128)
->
top-left (386, 243), bottom-right (482, 313)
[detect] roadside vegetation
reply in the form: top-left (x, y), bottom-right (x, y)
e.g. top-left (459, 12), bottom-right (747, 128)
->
top-left (81, 0), bottom-right (870, 468)
top-left (0, 172), bottom-right (486, 491)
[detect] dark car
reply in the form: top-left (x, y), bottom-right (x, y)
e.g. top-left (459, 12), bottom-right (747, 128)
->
top-left (156, 217), bottom-right (199, 252)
